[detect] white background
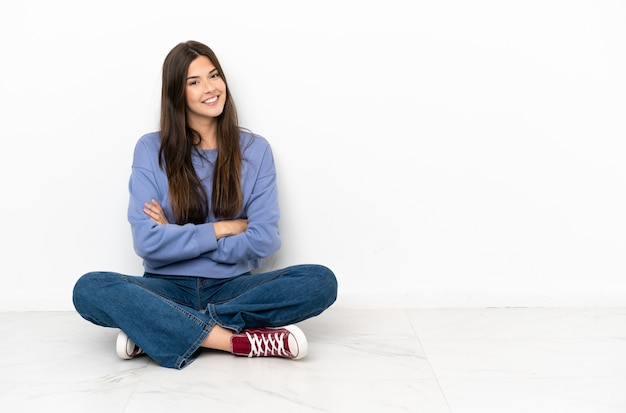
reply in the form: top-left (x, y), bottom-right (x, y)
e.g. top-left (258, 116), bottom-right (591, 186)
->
top-left (1, 0), bottom-right (624, 310)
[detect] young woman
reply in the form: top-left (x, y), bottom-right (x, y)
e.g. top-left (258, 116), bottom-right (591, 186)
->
top-left (72, 40), bottom-right (338, 369)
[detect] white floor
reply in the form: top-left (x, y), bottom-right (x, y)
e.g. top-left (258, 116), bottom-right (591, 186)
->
top-left (1, 307), bottom-right (625, 413)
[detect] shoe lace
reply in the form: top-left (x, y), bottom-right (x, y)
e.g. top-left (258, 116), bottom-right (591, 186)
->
top-left (246, 330), bottom-right (289, 357)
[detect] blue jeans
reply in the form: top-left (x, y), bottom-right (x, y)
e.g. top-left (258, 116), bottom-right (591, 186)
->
top-left (72, 264), bottom-right (337, 369)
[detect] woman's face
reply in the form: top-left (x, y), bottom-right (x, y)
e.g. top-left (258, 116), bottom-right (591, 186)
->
top-left (185, 55), bottom-right (227, 125)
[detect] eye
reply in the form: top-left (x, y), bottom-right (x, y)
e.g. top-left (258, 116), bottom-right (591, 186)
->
top-left (210, 72), bottom-right (220, 79)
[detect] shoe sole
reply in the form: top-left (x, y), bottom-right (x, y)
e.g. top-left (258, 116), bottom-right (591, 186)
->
top-left (115, 330), bottom-right (134, 360)
top-left (283, 325), bottom-right (308, 360)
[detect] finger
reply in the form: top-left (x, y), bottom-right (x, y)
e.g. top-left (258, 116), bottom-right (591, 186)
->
top-left (145, 210), bottom-right (167, 225)
top-left (146, 212), bottom-right (166, 224)
top-left (150, 217), bottom-right (166, 224)
top-left (144, 207), bottom-right (156, 216)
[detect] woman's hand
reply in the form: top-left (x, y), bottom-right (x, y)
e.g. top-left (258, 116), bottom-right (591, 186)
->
top-left (144, 199), bottom-right (169, 225)
top-left (214, 219), bottom-right (248, 240)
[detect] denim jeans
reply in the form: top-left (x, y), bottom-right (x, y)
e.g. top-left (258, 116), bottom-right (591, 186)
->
top-left (72, 264), bottom-right (338, 369)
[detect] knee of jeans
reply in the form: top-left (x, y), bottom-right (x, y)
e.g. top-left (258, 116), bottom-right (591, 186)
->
top-left (73, 272), bottom-right (128, 323)
top-left (72, 272), bottom-right (95, 309)
top-left (72, 272), bottom-right (118, 310)
top-left (314, 265), bottom-right (338, 305)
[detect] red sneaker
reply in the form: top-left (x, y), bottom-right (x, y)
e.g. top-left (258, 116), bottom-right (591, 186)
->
top-left (231, 325), bottom-right (308, 360)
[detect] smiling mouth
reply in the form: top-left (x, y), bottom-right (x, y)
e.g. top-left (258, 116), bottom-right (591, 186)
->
top-left (203, 96), bottom-right (218, 104)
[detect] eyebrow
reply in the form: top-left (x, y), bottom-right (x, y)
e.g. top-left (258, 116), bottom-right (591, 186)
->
top-left (187, 68), bottom-right (218, 80)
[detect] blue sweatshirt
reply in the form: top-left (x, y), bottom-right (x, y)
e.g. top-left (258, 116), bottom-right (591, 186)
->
top-left (127, 131), bottom-right (281, 278)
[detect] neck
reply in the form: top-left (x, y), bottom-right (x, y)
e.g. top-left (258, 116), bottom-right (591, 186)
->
top-left (197, 136), bottom-right (217, 150)
top-left (189, 119), bottom-right (218, 150)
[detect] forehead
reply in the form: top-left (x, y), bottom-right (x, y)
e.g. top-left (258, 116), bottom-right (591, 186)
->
top-left (187, 55), bottom-right (215, 75)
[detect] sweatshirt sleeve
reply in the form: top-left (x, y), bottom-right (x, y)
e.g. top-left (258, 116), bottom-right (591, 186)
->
top-left (127, 136), bottom-right (218, 269)
top-left (204, 139), bottom-right (281, 264)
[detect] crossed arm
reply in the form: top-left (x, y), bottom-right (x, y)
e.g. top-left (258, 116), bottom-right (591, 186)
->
top-left (143, 199), bottom-right (248, 240)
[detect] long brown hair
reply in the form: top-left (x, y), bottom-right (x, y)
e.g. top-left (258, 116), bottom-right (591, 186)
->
top-left (159, 40), bottom-right (242, 223)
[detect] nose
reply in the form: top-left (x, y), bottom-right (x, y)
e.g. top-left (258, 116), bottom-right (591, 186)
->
top-left (203, 80), bottom-right (216, 93)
